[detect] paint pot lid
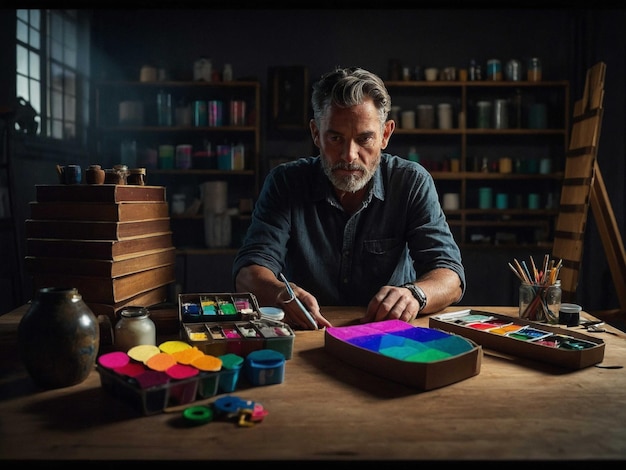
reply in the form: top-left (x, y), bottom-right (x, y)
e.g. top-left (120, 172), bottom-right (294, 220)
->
top-left (259, 306), bottom-right (285, 321)
top-left (560, 303), bottom-right (582, 314)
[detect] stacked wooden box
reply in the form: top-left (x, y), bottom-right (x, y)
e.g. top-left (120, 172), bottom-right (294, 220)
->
top-left (24, 184), bottom-right (176, 321)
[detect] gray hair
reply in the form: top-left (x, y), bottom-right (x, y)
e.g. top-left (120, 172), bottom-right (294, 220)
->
top-left (311, 67), bottom-right (391, 128)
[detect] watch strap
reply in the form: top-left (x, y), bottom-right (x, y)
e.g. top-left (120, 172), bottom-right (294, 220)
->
top-left (402, 283), bottom-right (427, 313)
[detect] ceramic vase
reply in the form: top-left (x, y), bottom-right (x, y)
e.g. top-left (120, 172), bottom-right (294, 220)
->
top-left (85, 164), bottom-right (105, 184)
top-left (18, 287), bottom-right (99, 389)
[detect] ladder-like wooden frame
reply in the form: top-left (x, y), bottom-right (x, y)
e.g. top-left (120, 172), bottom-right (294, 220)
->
top-left (552, 62), bottom-right (626, 312)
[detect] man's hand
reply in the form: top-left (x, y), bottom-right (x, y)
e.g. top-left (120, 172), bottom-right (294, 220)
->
top-left (361, 285), bottom-right (421, 324)
top-left (276, 282), bottom-right (333, 330)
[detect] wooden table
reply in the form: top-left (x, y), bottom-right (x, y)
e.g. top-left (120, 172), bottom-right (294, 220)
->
top-left (2, 304), bottom-right (626, 461)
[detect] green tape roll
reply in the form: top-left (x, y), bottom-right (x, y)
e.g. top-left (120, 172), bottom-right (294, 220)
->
top-left (183, 405), bottom-right (214, 424)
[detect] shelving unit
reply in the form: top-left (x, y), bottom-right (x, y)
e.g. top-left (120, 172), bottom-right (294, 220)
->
top-left (385, 80), bottom-right (570, 248)
top-left (95, 80), bottom-right (261, 255)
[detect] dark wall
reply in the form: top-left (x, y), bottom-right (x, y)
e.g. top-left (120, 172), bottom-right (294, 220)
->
top-left (88, 8), bottom-right (626, 312)
top-left (2, 8), bottom-right (623, 313)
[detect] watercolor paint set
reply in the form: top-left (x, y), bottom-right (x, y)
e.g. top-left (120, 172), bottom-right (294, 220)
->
top-left (178, 292), bottom-right (295, 359)
top-left (324, 319), bottom-right (482, 391)
top-left (429, 309), bottom-right (605, 370)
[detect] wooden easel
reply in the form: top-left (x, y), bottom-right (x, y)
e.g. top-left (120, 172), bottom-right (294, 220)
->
top-left (552, 62), bottom-right (626, 313)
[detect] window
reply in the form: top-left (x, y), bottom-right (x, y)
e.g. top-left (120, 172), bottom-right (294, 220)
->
top-left (15, 9), bottom-right (90, 144)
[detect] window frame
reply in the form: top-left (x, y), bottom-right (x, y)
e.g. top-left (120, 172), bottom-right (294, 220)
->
top-left (15, 8), bottom-right (91, 152)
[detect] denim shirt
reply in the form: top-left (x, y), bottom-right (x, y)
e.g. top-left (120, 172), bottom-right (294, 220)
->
top-left (232, 154), bottom-right (465, 307)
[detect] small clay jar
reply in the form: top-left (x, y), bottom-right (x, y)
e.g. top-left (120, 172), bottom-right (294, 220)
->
top-left (85, 164), bottom-right (105, 185)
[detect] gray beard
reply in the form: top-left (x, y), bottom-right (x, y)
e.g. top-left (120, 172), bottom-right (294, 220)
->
top-left (321, 156), bottom-right (377, 193)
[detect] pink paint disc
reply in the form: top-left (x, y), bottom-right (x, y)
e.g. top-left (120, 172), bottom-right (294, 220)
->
top-left (166, 363), bottom-right (199, 380)
top-left (97, 351), bottom-right (130, 369)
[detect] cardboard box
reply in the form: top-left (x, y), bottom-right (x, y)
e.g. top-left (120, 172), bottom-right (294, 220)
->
top-left (324, 319), bottom-right (482, 391)
top-left (178, 292), bottom-right (295, 359)
top-left (429, 309), bottom-right (605, 370)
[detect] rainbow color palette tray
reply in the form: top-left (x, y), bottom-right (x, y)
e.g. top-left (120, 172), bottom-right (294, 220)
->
top-left (324, 320), bottom-right (482, 391)
top-left (430, 309), bottom-right (605, 370)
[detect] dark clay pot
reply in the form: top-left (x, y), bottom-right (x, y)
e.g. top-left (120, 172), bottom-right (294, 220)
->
top-left (85, 164), bottom-right (106, 184)
top-left (18, 287), bottom-right (100, 389)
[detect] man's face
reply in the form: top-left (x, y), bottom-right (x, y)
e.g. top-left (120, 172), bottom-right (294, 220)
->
top-left (310, 98), bottom-right (395, 193)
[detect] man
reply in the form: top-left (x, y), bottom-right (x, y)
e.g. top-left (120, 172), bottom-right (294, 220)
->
top-left (233, 67), bottom-right (465, 329)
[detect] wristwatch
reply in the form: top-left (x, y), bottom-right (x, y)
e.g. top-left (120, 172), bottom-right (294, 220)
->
top-left (402, 283), bottom-right (427, 313)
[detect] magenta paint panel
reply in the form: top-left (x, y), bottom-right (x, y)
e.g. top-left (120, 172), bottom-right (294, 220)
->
top-left (326, 320), bottom-right (475, 363)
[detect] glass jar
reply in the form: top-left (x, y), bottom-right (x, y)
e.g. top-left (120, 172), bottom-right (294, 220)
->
top-left (157, 89), bottom-right (173, 126)
top-left (486, 59), bottom-right (502, 81)
top-left (114, 307), bottom-right (156, 352)
top-left (527, 57), bottom-right (542, 82)
top-left (519, 280), bottom-right (561, 324)
top-left (127, 167), bottom-right (146, 185)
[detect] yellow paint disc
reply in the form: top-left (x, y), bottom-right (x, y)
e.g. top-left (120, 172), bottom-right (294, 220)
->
top-left (127, 344), bottom-right (160, 362)
top-left (159, 340), bottom-right (192, 354)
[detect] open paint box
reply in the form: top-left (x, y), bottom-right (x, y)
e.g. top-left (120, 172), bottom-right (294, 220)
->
top-left (178, 292), bottom-right (295, 359)
top-left (429, 309), bottom-right (605, 370)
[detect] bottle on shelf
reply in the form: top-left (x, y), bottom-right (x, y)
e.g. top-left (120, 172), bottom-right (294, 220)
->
top-left (157, 90), bottom-right (172, 126)
top-left (223, 64), bottom-right (233, 82)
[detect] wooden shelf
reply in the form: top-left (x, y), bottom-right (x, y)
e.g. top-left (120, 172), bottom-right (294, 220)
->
top-left (385, 79), bottom-right (569, 247)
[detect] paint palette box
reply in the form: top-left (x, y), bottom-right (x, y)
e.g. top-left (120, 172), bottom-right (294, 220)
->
top-left (324, 319), bottom-right (482, 391)
top-left (178, 292), bottom-right (295, 359)
top-left (429, 309), bottom-right (605, 370)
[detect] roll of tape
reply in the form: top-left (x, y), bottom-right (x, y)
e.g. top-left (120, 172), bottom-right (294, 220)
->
top-left (183, 405), bottom-right (214, 425)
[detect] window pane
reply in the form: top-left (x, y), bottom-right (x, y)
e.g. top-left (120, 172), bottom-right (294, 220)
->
top-left (50, 62), bottom-right (63, 91)
top-left (30, 9), bottom-right (40, 28)
top-left (17, 9), bottom-right (28, 22)
top-left (29, 79), bottom-right (41, 115)
top-left (50, 11), bottom-right (62, 41)
top-left (65, 95), bottom-right (76, 121)
top-left (64, 17), bottom-right (76, 46)
top-left (16, 75), bottom-right (29, 100)
top-left (51, 90), bottom-right (63, 120)
top-left (16, 44), bottom-right (28, 75)
top-left (65, 69), bottom-right (76, 95)
top-left (51, 119), bottom-right (63, 139)
top-left (50, 38), bottom-right (62, 62)
top-left (29, 50), bottom-right (40, 80)
top-left (16, 19), bottom-right (28, 43)
top-left (29, 26), bottom-right (40, 49)
top-left (64, 44), bottom-right (76, 69)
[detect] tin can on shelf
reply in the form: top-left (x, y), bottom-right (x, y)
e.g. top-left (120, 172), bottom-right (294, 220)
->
top-left (486, 59), bottom-right (502, 81)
